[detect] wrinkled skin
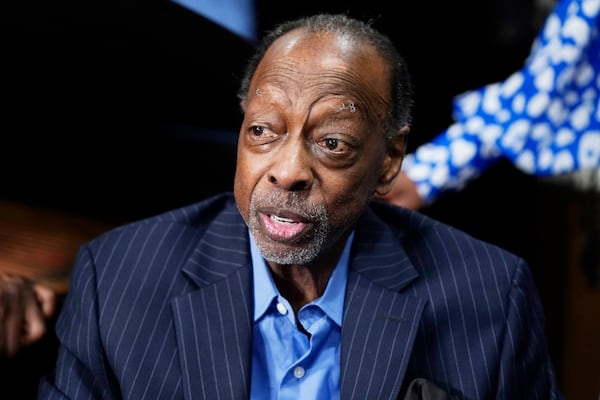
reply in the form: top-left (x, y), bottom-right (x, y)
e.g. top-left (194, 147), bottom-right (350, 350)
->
top-left (0, 273), bottom-right (56, 358)
top-left (234, 28), bottom-right (407, 308)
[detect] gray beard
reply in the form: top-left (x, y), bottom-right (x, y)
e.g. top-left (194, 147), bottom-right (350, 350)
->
top-left (247, 191), bottom-right (330, 265)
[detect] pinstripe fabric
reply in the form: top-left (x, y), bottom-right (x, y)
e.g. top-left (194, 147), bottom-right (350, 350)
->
top-left (38, 193), bottom-right (561, 399)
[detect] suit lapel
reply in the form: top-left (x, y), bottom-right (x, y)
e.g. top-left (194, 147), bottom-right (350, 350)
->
top-left (172, 268), bottom-right (253, 400)
top-left (172, 203), bottom-right (254, 400)
top-left (341, 271), bottom-right (425, 400)
top-left (340, 207), bottom-right (426, 400)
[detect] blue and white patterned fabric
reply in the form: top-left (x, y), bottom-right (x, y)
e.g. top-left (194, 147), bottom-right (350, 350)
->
top-left (404, 0), bottom-right (600, 204)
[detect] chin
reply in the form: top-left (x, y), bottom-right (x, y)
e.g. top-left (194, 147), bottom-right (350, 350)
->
top-left (255, 235), bottom-right (322, 265)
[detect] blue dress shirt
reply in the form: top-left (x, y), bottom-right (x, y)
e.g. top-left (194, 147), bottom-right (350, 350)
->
top-left (249, 231), bottom-right (353, 400)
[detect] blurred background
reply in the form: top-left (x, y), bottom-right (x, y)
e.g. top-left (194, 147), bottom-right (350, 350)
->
top-left (0, 0), bottom-right (598, 398)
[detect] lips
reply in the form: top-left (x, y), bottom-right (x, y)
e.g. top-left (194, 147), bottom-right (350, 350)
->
top-left (260, 210), bottom-right (310, 242)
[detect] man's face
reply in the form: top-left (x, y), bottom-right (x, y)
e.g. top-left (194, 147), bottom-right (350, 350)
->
top-left (234, 28), bottom-right (400, 266)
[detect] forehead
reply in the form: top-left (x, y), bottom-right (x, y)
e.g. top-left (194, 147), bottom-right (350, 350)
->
top-left (248, 28), bottom-right (391, 114)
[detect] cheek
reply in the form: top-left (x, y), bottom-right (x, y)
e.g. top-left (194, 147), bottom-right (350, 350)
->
top-left (233, 151), bottom-right (265, 216)
top-left (233, 153), bottom-right (251, 214)
top-left (322, 168), bottom-right (379, 225)
top-left (326, 174), bottom-right (372, 212)
top-left (322, 188), bottom-right (371, 235)
top-left (335, 163), bottom-right (381, 196)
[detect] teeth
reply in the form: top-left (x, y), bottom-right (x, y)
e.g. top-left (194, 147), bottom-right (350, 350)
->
top-left (271, 215), bottom-right (296, 224)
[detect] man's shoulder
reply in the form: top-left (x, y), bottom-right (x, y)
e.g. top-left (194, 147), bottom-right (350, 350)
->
top-left (367, 201), bottom-right (527, 306)
top-left (91, 192), bottom-right (240, 246)
top-left (367, 200), bottom-right (465, 239)
top-left (142, 192), bottom-right (239, 227)
top-left (368, 200), bottom-right (522, 265)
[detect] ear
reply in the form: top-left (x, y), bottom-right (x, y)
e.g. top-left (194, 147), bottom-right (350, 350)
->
top-left (239, 98), bottom-right (248, 113)
top-left (375, 126), bottom-right (409, 196)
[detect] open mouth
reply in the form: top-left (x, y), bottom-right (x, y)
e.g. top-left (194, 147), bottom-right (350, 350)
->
top-left (260, 211), bottom-right (310, 242)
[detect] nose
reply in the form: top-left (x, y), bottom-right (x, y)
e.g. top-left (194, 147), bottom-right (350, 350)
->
top-left (268, 139), bottom-right (313, 192)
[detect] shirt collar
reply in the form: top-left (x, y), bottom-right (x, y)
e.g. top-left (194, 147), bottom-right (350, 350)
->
top-left (250, 230), bottom-right (353, 327)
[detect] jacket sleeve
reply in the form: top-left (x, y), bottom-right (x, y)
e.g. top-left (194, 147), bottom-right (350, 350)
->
top-left (38, 244), bottom-right (120, 399)
top-left (495, 259), bottom-right (564, 399)
top-left (403, 0), bottom-right (600, 205)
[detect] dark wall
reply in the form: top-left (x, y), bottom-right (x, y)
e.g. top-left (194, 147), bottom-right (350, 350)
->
top-left (1, 0), bottom-right (538, 222)
top-left (1, 0), bottom-right (253, 221)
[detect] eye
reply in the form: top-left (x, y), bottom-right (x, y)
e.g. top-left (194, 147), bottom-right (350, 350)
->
top-left (245, 124), bottom-right (279, 145)
top-left (251, 126), bottom-right (264, 136)
top-left (325, 138), bottom-right (340, 150)
top-left (318, 136), bottom-right (351, 155)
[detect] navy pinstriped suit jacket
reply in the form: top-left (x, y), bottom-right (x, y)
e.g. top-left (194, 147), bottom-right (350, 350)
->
top-left (38, 193), bottom-right (562, 399)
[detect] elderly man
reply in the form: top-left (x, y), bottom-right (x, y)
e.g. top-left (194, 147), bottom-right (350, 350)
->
top-left (39, 14), bottom-right (562, 399)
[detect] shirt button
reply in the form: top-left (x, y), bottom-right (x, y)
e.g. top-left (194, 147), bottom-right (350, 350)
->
top-left (293, 366), bottom-right (305, 379)
top-left (276, 302), bottom-right (287, 315)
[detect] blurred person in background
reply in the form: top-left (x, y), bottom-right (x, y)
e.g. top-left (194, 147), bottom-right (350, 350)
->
top-left (379, 0), bottom-right (600, 210)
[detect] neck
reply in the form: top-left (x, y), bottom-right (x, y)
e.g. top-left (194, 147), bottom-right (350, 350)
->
top-left (268, 262), bottom-right (334, 313)
top-left (265, 230), bottom-right (352, 312)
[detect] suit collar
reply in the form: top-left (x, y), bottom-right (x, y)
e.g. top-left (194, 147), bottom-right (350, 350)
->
top-left (351, 205), bottom-right (419, 291)
top-left (179, 198), bottom-right (420, 292)
top-left (180, 198), bottom-right (250, 288)
top-left (173, 198), bottom-right (425, 399)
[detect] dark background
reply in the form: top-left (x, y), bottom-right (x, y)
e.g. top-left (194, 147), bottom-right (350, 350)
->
top-left (1, 0), bottom-right (540, 222)
top-left (2, 0), bottom-right (582, 397)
